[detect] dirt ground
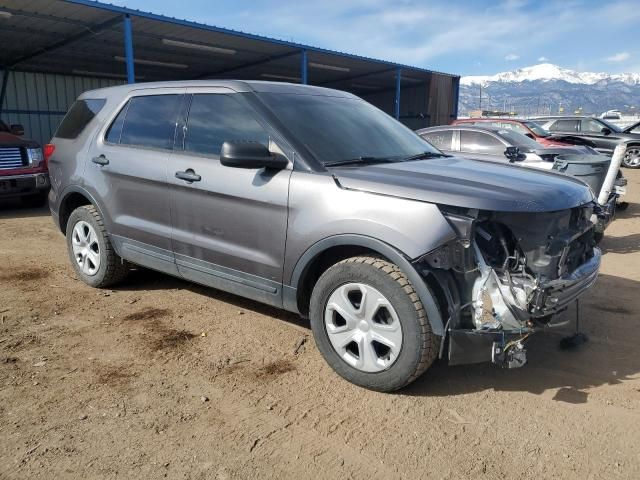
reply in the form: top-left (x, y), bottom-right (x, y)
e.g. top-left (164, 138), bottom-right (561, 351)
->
top-left (1, 171), bottom-right (639, 480)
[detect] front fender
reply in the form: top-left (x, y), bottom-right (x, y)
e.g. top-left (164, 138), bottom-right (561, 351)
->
top-left (287, 234), bottom-right (446, 336)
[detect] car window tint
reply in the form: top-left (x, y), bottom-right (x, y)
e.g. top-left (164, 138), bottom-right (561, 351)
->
top-left (501, 122), bottom-right (528, 134)
top-left (119, 95), bottom-right (181, 150)
top-left (421, 131), bottom-right (452, 150)
top-left (549, 119), bottom-right (578, 132)
top-left (105, 101), bottom-right (129, 144)
top-left (55, 99), bottom-right (106, 139)
top-left (581, 119), bottom-right (605, 133)
top-left (460, 130), bottom-right (504, 155)
top-left (183, 94), bottom-right (269, 157)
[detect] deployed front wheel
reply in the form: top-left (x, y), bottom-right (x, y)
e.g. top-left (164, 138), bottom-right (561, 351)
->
top-left (309, 256), bottom-right (439, 392)
top-left (66, 205), bottom-right (129, 287)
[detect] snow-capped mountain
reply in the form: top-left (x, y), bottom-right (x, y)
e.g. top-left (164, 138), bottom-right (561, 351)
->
top-left (458, 63), bottom-right (640, 117)
top-left (461, 63), bottom-right (640, 86)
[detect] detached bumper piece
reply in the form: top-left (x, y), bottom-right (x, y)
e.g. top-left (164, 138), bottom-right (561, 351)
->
top-left (0, 173), bottom-right (50, 198)
top-left (530, 247), bottom-right (601, 317)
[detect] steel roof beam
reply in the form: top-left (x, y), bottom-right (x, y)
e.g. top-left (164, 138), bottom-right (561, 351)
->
top-left (196, 50), bottom-right (301, 79)
top-left (8, 15), bottom-right (124, 68)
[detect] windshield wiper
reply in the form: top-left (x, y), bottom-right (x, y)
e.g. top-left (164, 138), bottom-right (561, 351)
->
top-left (324, 156), bottom-right (399, 167)
top-left (402, 151), bottom-right (449, 161)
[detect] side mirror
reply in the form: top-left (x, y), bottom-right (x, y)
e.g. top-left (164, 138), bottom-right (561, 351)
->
top-left (220, 141), bottom-right (288, 170)
top-left (504, 146), bottom-right (522, 163)
top-left (601, 127), bottom-right (611, 135)
top-left (10, 124), bottom-right (24, 136)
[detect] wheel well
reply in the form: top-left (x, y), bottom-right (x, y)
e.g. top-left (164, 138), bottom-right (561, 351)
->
top-left (295, 245), bottom-right (385, 317)
top-left (59, 192), bottom-right (92, 234)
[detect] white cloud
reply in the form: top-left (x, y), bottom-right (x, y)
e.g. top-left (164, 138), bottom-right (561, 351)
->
top-left (504, 53), bottom-right (520, 61)
top-left (606, 52), bottom-right (630, 62)
top-left (538, 56), bottom-right (549, 62)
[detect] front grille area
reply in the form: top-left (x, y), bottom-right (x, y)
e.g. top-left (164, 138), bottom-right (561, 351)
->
top-left (0, 147), bottom-right (26, 170)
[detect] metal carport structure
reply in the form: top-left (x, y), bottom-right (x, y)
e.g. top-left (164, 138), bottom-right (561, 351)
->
top-left (0, 0), bottom-right (460, 146)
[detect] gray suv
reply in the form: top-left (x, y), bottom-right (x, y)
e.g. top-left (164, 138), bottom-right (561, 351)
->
top-left (49, 81), bottom-right (600, 391)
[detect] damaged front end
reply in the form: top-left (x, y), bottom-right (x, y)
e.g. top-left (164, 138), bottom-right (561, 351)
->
top-left (417, 204), bottom-right (600, 368)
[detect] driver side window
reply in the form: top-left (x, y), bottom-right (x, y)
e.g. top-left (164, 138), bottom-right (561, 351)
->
top-left (183, 94), bottom-right (270, 157)
top-left (581, 119), bottom-right (605, 133)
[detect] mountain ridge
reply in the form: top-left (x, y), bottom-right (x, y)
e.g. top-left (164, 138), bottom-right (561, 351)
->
top-left (458, 63), bottom-right (640, 116)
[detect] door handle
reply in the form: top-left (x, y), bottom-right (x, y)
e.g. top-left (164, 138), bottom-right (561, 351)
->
top-left (175, 169), bottom-right (201, 182)
top-left (92, 155), bottom-right (109, 166)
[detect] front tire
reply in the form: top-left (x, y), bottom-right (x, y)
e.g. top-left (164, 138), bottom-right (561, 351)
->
top-left (66, 205), bottom-right (129, 287)
top-left (309, 256), bottom-right (439, 392)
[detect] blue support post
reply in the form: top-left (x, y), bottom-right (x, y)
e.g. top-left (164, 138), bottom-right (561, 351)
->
top-left (451, 76), bottom-right (460, 119)
top-left (123, 14), bottom-right (135, 84)
top-left (0, 69), bottom-right (9, 116)
top-left (301, 49), bottom-right (308, 84)
top-left (394, 67), bottom-right (402, 119)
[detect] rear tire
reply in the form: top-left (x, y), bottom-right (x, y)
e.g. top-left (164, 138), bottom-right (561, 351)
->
top-left (66, 205), bottom-right (129, 288)
top-left (309, 256), bottom-right (440, 392)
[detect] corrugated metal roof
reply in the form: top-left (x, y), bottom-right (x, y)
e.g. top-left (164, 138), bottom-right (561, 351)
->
top-left (0, 0), bottom-right (458, 86)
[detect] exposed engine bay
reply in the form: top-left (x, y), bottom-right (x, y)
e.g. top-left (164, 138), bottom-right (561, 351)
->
top-left (417, 204), bottom-right (601, 368)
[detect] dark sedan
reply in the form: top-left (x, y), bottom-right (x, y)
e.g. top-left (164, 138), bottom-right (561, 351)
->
top-left (531, 116), bottom-right (640, 168)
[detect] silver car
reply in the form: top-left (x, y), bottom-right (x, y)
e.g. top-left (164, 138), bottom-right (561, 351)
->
top-left (48, 81), bottom-right (601, 391)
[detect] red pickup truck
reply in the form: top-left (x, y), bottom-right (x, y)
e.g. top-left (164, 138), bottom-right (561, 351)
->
top-left (0, 120), bottom-right (50, 207)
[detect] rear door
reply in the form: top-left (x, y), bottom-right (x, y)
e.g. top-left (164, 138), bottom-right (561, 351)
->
top-left (85, 88), bottom-right (183, 274)
top-left (167, 88), bottom-right (292, 307)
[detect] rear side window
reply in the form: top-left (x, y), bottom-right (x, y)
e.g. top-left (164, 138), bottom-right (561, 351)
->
top-left (107, 95), bottom-right (181, 150)
top-left (460, 130), bottom-right (505, 155)
top-left (55, 99), bottom-right (106, 139)
top-left (549, 119), bottom-right (578, 132)
top-left (420, 131), bottom-right (452, 150)
top-left (183, 94), bottom-right (269, 157)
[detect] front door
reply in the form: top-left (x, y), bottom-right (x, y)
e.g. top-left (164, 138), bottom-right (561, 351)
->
top-left (168, 89), bottom-right (292, 307)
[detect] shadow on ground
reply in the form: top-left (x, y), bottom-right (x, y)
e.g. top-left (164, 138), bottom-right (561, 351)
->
top-left (599, 233), bottom-right (640, 254)
top-left (405, 274), bottom-right (639, 403)
top-left (0, 198), bottom-right (50, 220)
top-left (114, 268), bottom-right (639, 404)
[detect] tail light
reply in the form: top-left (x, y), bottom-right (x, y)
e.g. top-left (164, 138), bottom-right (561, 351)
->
top-left (43, 144), bottom-right (55, 168)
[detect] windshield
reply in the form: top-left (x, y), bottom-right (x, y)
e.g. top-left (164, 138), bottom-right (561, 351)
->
top-left (497, 129), bottom-right (543, 149)
top-left (523, 121), bottom-right (550, 137)
top-left (256, 93), bottom-right (440, 165)
top-left (598, 118), bottom-right (622, 133)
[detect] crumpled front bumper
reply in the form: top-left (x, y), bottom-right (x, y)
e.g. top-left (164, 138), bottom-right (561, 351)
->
top-left (530, 247), bottom-right (601, 318)
top-left (0, 172), bottom-right (50, 198)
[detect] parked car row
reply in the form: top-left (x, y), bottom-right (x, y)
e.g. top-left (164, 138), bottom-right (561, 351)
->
top-left (42, 80), bottom-right (606, 392)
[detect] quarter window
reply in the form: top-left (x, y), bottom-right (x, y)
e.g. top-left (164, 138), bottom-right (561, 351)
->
top-left (108, 94), bottom-right (181, 150)
top-left (183, 94), bottom-right (269, 157)
top-left (56, 99), bottom-right (106, 139)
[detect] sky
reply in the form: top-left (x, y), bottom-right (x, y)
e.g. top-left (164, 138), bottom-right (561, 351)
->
top-left (113, 0), bottom-right (639, 76)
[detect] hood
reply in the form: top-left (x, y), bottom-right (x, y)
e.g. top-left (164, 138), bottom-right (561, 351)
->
top-left (330, 156), bottom-right (594, 212)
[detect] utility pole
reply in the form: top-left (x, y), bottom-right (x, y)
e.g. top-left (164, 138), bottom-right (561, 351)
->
top-left (479, 84), bottom-right (482, 110)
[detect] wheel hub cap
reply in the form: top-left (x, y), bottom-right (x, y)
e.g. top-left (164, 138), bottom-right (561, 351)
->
top-left (324, 283), bottom-right (403, 373)
top-left (625, 148), bottom-right (640, 167)
top-left (71, 221), bottom-right (100, 276)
